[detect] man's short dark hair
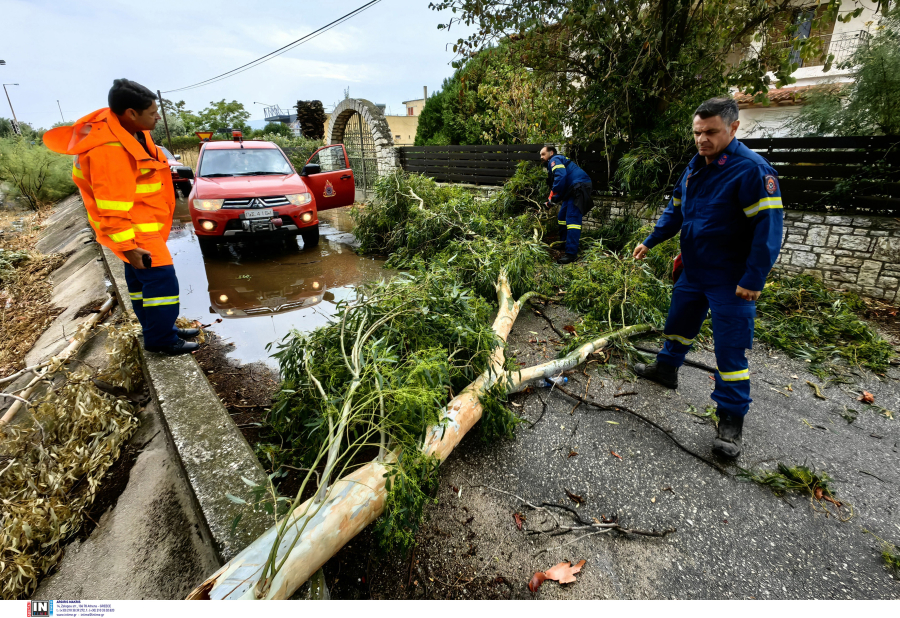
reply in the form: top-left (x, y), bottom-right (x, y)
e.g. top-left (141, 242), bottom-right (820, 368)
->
top-left (543, 145), bottom-right (557, 155)
top-left (108, 79), bottom-right (157, 115)
top-left (694, 97), bottom-right (739, 126)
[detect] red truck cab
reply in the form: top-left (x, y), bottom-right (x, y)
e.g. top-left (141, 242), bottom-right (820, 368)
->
top-left (188, 137), bottom-right (355, 250)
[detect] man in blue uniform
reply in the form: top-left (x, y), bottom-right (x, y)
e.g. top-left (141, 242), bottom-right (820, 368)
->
top-left (540, 146), bottom-right (593, 264)
top-left (632, 98), bottom-right (783, 458)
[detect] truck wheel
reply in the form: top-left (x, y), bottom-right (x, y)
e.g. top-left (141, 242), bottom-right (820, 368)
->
top-left (299, 226), bottom-right (320, 249)
top-left (178, 181), bottom-right (192, 198)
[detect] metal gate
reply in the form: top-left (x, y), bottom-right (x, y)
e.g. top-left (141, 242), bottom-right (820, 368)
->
top-left (341, 112), bottom-right (378, 198)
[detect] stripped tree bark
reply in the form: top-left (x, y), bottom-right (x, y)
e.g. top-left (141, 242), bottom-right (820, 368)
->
top-left (188, 274), bottom-right (650, 600)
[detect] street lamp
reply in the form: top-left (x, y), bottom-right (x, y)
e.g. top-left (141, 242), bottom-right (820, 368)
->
top-left (3, 83), bottom-right (21, 135)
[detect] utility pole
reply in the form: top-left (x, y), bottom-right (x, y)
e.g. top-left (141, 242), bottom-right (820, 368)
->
top-left (57, 100), bottom-right (66, 123)
top-left (3, 83), bottom-right (21, 135)
top-left (157, 90), bottom-right (173, 151)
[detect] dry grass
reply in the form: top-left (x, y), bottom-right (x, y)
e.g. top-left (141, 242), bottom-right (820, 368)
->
top-left (0, 322), bottom-right (143, 599)
top-left (0, 207), bottom-right (66, 376)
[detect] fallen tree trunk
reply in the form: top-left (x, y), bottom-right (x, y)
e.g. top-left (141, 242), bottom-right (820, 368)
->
top-left (188, 275), bottom-right (650, 600)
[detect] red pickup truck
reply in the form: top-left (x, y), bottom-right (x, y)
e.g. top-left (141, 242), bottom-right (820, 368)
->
top-left (187, 136), bottom-right (355, 251)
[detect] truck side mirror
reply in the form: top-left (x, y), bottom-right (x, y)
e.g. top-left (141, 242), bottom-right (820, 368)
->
top-left (301, 163), bottom-right (321, 176)
top-left (176, 166), bottom-right (195, 180)
top-left (174, 154), bottom-right (182, 161)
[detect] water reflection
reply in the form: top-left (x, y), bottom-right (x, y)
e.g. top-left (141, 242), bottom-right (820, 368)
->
top-left (167, 199), bottom-right (388, 369)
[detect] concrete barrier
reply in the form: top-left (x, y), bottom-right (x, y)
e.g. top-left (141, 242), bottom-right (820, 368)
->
top-left (99, 240), bottom-right (272, 563)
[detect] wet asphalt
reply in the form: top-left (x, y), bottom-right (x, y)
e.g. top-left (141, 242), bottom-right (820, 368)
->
top-left (420, 303), bottom-right (900, 599)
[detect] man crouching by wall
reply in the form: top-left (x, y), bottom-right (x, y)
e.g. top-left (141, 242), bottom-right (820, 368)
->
top-left (45, 79), bottom-right (200, 355)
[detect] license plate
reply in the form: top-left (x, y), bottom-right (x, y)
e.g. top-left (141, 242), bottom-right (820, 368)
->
top-left (242, 208), bottom-right (273, 219)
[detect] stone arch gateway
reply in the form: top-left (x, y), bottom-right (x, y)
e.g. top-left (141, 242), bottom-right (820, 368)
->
top-left (326, 98), bottom-right (397, 199)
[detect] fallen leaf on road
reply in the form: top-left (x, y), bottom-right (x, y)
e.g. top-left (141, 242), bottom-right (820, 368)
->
top-left (564, 488), bottom-right (584, 504)
top-left (563, 325), bottom-right (576, 334)
top-left (528, 560), bottom-right (586, 592)
top-left (610, 450), bottom-right (623, 460)
top-left (651, 497), bottom-right (656, 503)
top-left (568, 450), bottom-right (578, 457)
top-left (605, 420), bottom-right (619, 424)
top-left (514, 512), bottom-right (524, 530)
top-left (528, 572), bottom-right (548, 592)
top-left (544, 560), bottom-right (587, 584)
top-left (858, 391), bottom-right (875, 404)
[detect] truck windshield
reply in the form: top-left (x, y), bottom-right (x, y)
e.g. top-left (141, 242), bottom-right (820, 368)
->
top-left (199, 148), bottom-right (293, 177)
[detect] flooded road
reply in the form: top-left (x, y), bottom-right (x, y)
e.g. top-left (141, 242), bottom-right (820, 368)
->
top-left (167, 199), bottom-right (387, 370)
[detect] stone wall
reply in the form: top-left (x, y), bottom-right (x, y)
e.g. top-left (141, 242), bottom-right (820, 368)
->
top-left (777, 212), bottom-right (900, 304)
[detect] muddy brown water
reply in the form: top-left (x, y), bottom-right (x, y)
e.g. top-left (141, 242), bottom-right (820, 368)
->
top-left (168, 199), bottom-right (387, 370)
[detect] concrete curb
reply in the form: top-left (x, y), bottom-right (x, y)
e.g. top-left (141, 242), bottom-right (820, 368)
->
top-left (99, 243), bottom-right (272, 563)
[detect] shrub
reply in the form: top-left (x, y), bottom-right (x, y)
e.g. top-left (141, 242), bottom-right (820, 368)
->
top-left (0, 137), bottom-right (76, 210)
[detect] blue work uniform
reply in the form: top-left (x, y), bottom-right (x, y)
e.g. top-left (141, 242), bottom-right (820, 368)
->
top-left (642, 138), bottom-right (784, 417)
top-left (123, 263), bottom-right (181, 348)
top-left (548, 154), bottom-right (592, 255)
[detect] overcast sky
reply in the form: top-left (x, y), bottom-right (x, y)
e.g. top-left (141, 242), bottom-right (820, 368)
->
top-left (2, 0), bottom-right (471, 129)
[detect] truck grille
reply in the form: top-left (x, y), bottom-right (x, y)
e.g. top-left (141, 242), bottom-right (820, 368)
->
top-left (222, 195), bottom-right (291, 209)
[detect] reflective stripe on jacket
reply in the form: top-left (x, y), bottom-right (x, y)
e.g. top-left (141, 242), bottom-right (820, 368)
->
top-left (642, 138), bottom-right (784, 291)
top-left (43, 108), bottom-right (176, 266)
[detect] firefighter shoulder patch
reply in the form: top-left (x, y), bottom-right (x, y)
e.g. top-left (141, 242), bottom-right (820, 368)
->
top-left (717, 154), bottom-right (728, 165)
top-left (764, 175), bottom-right (778, 195)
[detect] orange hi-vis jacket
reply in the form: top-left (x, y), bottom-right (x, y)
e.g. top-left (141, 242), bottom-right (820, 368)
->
top-left (44, 108), bottom-right (176, 266)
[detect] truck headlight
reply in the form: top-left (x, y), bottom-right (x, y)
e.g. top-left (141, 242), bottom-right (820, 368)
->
top-left (194, 198), bottom-right (224, 211)
top-left (286, 193), bottom-right (312, 206)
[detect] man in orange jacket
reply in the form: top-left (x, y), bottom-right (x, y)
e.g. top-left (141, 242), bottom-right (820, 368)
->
top-left (44, 79), bottom-right (199, 355)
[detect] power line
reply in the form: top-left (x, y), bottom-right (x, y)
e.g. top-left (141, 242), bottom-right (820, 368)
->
top-left (162, 0), bottom-right (382, 94)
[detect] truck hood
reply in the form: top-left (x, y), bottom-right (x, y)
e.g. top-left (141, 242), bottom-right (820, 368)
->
top-left (195, 174), bottom-right (309, 198)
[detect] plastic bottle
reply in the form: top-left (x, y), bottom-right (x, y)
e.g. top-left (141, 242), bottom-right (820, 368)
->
top-left (539, 376), bottom-right (568, 388)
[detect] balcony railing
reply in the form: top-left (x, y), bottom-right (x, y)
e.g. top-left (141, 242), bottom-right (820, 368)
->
top-left (731, 29), bottom-right (871, 69)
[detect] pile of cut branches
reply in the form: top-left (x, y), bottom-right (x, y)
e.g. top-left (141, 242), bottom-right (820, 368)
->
top-left (0, 322), bottom-right (143, 600)
top-left (755, 274), bottom-right (894, 377)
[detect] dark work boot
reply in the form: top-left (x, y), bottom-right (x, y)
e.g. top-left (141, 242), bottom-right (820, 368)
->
top-left (145, 338), bottom-right (200, 356)
top-left (712, 411), bottom-right (744, 459)
top-left (557, 253), bottom-right (577, 265)
top-left (633, 361), bottom-right (678, 389)
top-left (176, 328), bottom-right (200, 339)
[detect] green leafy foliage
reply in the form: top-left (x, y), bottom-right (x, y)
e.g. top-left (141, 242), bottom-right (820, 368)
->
top-left (414, 43), bottom-right (566, 145)
top-left (375, 451), bottom-right (440, 553)
top-left (352, 163), bottom-right (556, 301)
top-left (431, 0), bottom-right (847, 198)
top-left (737, 463), bottom-right (837, 498)
top-left (268, 271), bottom-right (498, 466)
top-left (0, 137), bottom-right (77, 210)
top-left (755, 274), bottom-right (894, 377)
top-left (769, 8), bottom-right (900, 137)
top-left (478, 383), bottom-right (523, 441)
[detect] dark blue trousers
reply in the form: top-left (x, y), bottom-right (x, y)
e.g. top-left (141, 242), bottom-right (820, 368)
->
top-left (123, 263), bottom-right (180, 348)
top-left (557, 199), bottom-right (583, 255)
top-left (657, 277), bottom-right (756, 416)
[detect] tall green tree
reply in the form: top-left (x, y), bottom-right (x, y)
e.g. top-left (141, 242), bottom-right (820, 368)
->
top-left (197, 99), bottom-right (251, 133)
top-left (430, 0), bottom-right (864, 193)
